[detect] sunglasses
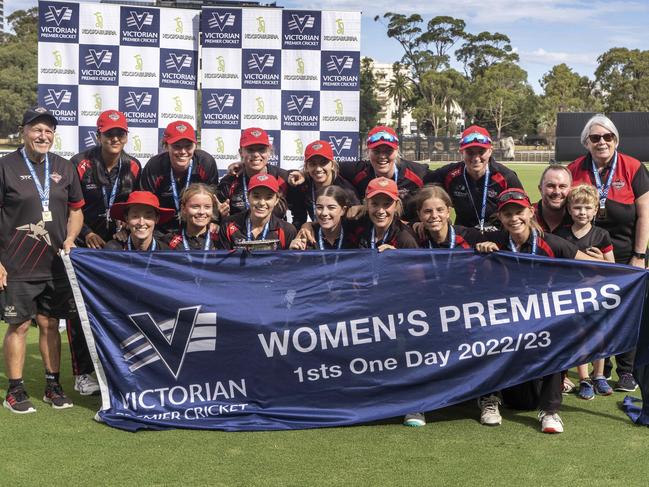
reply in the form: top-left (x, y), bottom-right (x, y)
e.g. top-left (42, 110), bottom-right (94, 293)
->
top-left (368, 131), bottom-right (398, 145)
top-left (102, 129), bottom-right (128, 139)
top-left (461, 132), bottom-right (492, 146)
top-left (588, 133), bottom-right (615, 143)
top-left (498, 190), bottom-right (530, 204)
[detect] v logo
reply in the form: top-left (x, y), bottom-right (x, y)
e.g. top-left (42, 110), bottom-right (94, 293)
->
top-left (86, 49), bottom-right (112, 67)
top-left (45, 6), bottom-right (73, 26)
top-left (127, 11), bottom-right (152, 30)
top-left (288, 14), bottom-right (315, 33)
top-left (166, 53), bottom-right (191, 72)
top-left (128, 306), bottom-right (200, 379)
top-left (327, 56), bottom-right (353, 74)
top-left (45, 89), bottom-right (72, 108)
top-left (209, 12), bottom-right (235, 30)
top-left (288, 95), bottom-right (313, 114)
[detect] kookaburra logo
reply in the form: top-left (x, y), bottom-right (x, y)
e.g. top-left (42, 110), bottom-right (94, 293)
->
top-left (121, 306), bottom-right (217, 379)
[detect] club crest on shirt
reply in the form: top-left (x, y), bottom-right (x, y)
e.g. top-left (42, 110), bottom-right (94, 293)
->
top-left (612, 179), bottom-right (625, 190)
top-left (50, 172), bottom-right (62, 184)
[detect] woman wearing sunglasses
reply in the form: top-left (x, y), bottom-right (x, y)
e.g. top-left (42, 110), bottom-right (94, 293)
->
top-left (567, 114), bottom-right (649, 392)
top-left (424, 125), bottom-right (523, 232)
top-left (475, 188), bottom-right (597, 434)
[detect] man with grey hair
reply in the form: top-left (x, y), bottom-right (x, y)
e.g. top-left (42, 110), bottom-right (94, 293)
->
top-left (1, 107), bottom-right (84, 413)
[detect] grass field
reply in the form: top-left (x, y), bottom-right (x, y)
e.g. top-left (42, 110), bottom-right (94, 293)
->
top-left (1, 163), bottom-right (648, 486)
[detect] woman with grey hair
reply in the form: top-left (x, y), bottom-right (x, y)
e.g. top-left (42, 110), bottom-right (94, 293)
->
top-left (568, 113), bottom-right (649, 392)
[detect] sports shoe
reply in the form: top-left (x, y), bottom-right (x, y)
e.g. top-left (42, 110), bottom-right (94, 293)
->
top-left (43, 383), bottom-right (73, 409)
top-left (538, 411), bottom-right (564, 434)
top-left (74, 374), bottom-right (100, 396)
top-left (593, 377), bottom-right (613, 396)
top-left (3, 386), bottom-right (36, 414)
top-left (577, 380), bottom-right (595, 400)
top-left (615, 373), bottom-right (638, 392)
top-left (562, 377), bottom-right (576, 395)
top-left (403, 412), bottom-right (426, 427)
top-left (478, 395), bottom-right (502, 425)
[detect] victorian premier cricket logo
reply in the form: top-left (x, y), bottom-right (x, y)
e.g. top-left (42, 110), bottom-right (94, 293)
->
top-left (121, 306), bottom-right (217, 379)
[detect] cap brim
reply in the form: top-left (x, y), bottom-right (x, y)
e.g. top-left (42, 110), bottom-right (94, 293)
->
top-left (98, 122), bottom-right (128, 133)
top-left (110, 202), bottom-right (176, 224)
top-left (24, 114), bottom-right (58, 128)
top-left (165, 135), bottom-right (196, 144)
top-left (497, 199), bottom-right (531, 211)
top-left (366, 189), bottom-right (399, 200)
top-left (367, 141), bottom-right (398, 150)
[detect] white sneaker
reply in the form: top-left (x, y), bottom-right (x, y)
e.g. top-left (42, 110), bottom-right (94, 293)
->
top-left (478, 394), bottom-right (502, 425)
top-left (74, 374), bottom-right (100, 396)
top-left (403, 412), bottom-right (426, 427)
top-left (538, 411), bottom-right (564, 434)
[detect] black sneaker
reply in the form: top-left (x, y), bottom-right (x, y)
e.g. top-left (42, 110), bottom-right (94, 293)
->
top-left (3, 386), bottom-right (37, 414)
top-left (614, 373), bottom-right (638, 392)
top-left (43, 383), bottom-right (73, 409)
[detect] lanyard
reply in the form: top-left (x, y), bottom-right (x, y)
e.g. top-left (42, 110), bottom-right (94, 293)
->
top-left (182, 229), bottom-right (211, 251)
top-left (429, 224), bottom-right (455, 249)
top-left (310, 182), bottom-right (317, 218)
top-left (246, 217), bottom-right (270, 241)
top-left (591, 152), bottom-right (618, 208)
top-left (370, 225), bottom-right (390, 249)
top-left (128, 236), bottom-right (157, 251)
top-left (509, 229), bottom-right (537, 255)
top-left (169, 160), bottom-right (193, 212)
top-left (101, 161), bottom-right (122, 221)
top-left (21, 148), bottom-right (50, 212)
top-left (241, 174), bottom-right (250, 210)
top-left (463, 164), bottom-right (490, 232)
top-left (318, 226), bottom-right (344, 250)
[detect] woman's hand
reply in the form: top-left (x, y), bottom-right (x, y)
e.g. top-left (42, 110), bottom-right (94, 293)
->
top-left (345, 205), bottom-right (364, 220)
top-left (584, 246), bottom-right (605, 261)
top-left (296, 222), bottom-right (316, 247)
top-left (218, 199), bottom-right (230, 218)
top-left (114, 228), bottom-right (128, 242)
top-left (228, 162), bottom-right (243, 176)
top-left (288, 171), bottom-right (305, 187)
top-left (289, 234), bottom-right (308, 250)
top-left (85, 232), bottom-right (106, 249)
top-left (377, 244), bottom-right (396, 252)
top-left (475, 242), bottom-right (499, 253)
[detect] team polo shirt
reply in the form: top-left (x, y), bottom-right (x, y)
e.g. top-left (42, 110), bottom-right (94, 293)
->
top-left (411, 223), bottom-right (482, 249)
top-left (0, 148), bottom-right (84, 281)
top-left (486, 230), bottom-right (578, 259)
top-left (162, 228), bottom-right (222, 251)
top-left (555, 225), bottom-right (614, 255)
top-left (301, 221), bottom-right (357, 250)
top-left (219, 212), bottom-right (297, 250)
top-left (140, 149), bottom-right (219, 233)
top-left (346, 216), bottom-right (418, 249)
top-left (71, 148), bottom-right (141, 244)
top-left (568, 152), bottom-right (649, 262)
top-left (532, 201), bottom-right (572, 234)
top-left (338, 159), bottom-right (427, 221)
top-left (287, 175), bottom-right (360, 230)
top-left (216, 165), bottom-right (289, 219)
top-left (104, 237), bottom-right (169, 251)
top-left (424, 159), bottom-right (523, 228)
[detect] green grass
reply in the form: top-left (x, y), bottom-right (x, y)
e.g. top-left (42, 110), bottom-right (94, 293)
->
top-left (1, 163), bottom-right (648, 486)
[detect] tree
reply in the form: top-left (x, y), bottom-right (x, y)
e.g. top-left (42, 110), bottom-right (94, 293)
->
top-left (0, 8), bottom-right (38, 136)
top-left (412, 69), bottom-right (467, 137)
top-left (595, 48), bottom-right (649, 112)
top-left (455, 31), bottom-right (519, 81)
top-left (384, 63), bottom-right (413, 137)
top-left (359, 57), bottom-right (383, 136)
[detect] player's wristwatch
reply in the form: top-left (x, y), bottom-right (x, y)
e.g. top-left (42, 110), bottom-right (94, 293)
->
top-left (631, 251), bottom-right (647, 259)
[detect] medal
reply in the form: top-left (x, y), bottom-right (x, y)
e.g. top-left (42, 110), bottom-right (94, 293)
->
top-left (591, 152), bottom-right (617, 222)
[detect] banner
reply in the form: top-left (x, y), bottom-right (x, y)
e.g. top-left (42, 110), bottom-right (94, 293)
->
top-left (200, 7), bottom-right (361, 170)
top-left (64, 249), bottom-right (649, 432)
top-left (37, 0), bottom-right (199, 164)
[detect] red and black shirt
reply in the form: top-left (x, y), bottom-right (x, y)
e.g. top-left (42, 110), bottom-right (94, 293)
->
top-left (568, 152), bottom-right (649, 263)
top-left (338, 159), bottom-right (427, 221)
top-left (555, 225), bottom-right (614, 255)
top-left (104, 236), bottom-right (170, 251)
top-left (485, 230), bottom-right (578, 259)
top-left (424, 159), bottom-right (523, 228)
top-left (411, 223), bottom-right (482, 249)
top-left (140, 149), bottom-right (219, 233)
top-left (287, 176), bottom-right (360, 230)
top-left (0, 148), bottom-right (84, 281)
top-left (162, 227), bottom-right (223, 251)
top-left (216, 165), bottom-right (289, 219)
top-left (533, 201), bottom-right (572, 234)
top-left (71, 147), bottom-right (141, 244)
top-left (219, 211), bottom-right (297, 250)
top-left (346, 216), bottom-right (418, 249)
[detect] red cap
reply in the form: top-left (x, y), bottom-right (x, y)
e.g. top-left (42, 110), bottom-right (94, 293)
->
top-left (367, 126), bottom-right (399, 150)
top-left (366, 177), bottom-right (399, 201)
top-left (109, 191), bottom-right (175, 224)
top-left (97, 110), bottom-right (128, 133)
top-left (240, 127), bottom-right (270, 148)
top-left (163, 121), bottom-right (196, 145)
top-left (304, 140), bottom-right (334, 162)
top-left (460, 125), bottom-right (492, 150)
top-left (248, 173), bottom-right (279, 194)
top-left (496, 188), bottom-right (532, 211)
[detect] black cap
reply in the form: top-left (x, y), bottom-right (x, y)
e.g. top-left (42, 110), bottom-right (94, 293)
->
top-left (22, 106), bottom-right (58, 128)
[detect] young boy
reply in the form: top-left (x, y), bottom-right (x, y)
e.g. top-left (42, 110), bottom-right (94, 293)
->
top-left (556, 184), bottom-right (615, 400)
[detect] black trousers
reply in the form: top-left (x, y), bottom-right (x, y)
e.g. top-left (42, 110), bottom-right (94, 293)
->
top-left (66, 316), bottom-right (94, 376)
top-left (501, 372), bottom-right (562, 414)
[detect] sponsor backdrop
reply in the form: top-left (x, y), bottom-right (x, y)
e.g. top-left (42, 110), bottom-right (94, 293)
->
top-left (64, 249), bottom-right (649, 432)
top-left (37, 1), bottom-right (360, 169)
top-left (38, 0), bottom-right (199, 163)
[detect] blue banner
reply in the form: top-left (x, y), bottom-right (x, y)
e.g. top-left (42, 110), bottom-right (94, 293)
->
top-left (64, 249), bottom-right (649, 432)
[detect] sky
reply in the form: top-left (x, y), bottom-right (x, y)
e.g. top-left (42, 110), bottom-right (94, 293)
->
top-left (8, 0), bottom-right (649, 93)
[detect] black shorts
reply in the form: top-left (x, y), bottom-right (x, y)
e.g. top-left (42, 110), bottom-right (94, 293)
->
top-left (2, 279), bottom-right (76, 325)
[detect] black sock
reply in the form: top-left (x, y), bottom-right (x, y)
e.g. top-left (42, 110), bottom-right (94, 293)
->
top-left (45, 371), bottom-right (60, 384)
top-left (8, 379), bottom-right (24, 390)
